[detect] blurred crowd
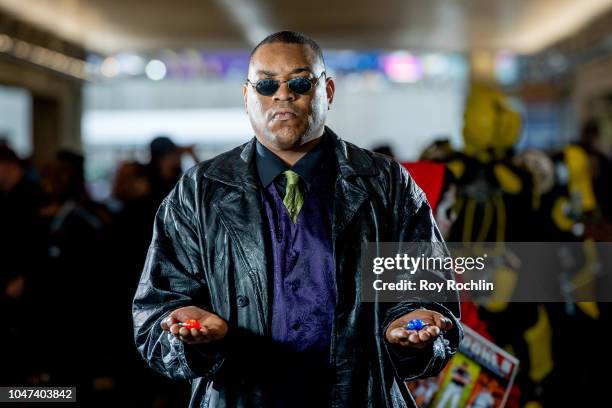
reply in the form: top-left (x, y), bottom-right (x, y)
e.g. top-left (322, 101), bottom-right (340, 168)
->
top-left (382, 84), bottom-right (612, 407)
top-left (1, 84), bottom-right (612, 407)
top-left (0, 136), bottom-right (196, 406)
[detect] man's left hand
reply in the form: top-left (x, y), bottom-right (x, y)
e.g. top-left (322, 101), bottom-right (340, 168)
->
top-left (385, 309), bottom-right (453, 349)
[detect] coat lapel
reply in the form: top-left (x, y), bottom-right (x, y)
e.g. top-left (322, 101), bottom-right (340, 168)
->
top-left (205, 139), bottom-right (270, 335)
top-left (328, 127), bottom-right (378, 241)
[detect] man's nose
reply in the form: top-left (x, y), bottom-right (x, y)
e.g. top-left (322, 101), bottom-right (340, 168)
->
top-left (273, 81), bottom-right (296, 101)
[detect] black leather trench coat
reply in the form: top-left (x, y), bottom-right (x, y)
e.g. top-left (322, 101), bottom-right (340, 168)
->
top-left (133, 128), bottom-right (463, 407)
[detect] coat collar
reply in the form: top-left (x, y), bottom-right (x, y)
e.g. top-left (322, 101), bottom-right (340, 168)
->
top-left (202, 126), bottom-right (377, 189)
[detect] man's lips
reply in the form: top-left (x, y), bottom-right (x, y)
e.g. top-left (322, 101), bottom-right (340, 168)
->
top-left (270, 108), bottom-right (298, 121)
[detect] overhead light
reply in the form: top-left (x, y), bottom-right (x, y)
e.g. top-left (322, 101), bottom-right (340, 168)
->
top-left (100, 57), bottom-right (120, 77)
top-left (0, 33), bottom-right (87, 79)
top-left (145, 59), bottom-right (167, 81)
top-left (118, 53), bottom-right (146, 75)
top-left (0, 34), bottom-right (12, 52)
top-left (422, 54), bottom-right (449, 78)
top-left (382, 52), bottom-right (423, 83)
top-left (495, 51), bottom-right (519, 85)
top-left (513, 0), bottom-right (612, 53)
top-left (213, 0), bottom-right (274, 46)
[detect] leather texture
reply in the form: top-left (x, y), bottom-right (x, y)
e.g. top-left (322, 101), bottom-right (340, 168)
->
top-left (132, 127), bottom-right (463, 408)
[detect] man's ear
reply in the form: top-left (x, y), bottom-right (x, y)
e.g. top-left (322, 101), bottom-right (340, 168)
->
top-left (326, 77), bottom-right (335, 109)
top-left (242, 83), bottom-right (248, 113)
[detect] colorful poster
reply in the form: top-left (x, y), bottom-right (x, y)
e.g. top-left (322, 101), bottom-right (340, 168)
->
top-left (407, 325), bottom-right (519, 408)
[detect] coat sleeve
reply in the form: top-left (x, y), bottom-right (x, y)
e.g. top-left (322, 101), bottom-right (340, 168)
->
top-left (132, 195), bottom-right (226, 381)
top-left (381, 162), bottom-right (463, 382)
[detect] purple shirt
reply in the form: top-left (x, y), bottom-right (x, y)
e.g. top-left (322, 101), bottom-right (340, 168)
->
top-left (256, 136), bottom-right (337, 364)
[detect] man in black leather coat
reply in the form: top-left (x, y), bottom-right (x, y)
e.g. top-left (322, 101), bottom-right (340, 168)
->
top-left (133, 31), bottom-right (462, 407)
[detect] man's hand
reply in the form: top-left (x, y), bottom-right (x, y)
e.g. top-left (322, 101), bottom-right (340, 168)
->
top-left (161, 306), bottom-right (228, 345)
top-left (385, 309), bottom-right (453, 350)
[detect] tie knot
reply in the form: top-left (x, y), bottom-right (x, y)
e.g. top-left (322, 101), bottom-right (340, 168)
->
top-left (283, 170), bottom-right (300, 187)
top-left (281, 170), bottom-right (303, 224)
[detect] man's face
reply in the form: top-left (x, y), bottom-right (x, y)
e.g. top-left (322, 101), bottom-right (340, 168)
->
top-left (243, 42), bottom-right (334, 150)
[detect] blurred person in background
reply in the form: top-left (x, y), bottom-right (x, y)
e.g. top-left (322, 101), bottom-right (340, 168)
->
top-left (147, 135), bottom-right (199, 206)
top-left (108, 160), bottom-right (190, 406)
top-left (426, 84), bottom-right (611, 407)
top-left (420, 139), bottom-right (456, 163)
top-left (37, 149), bottom-right (113, 397)
top-left (0, 144), bottom-right (47, 385)
top-left (579, 120), bottom-right (612, 240)
top-left (421, 85), bottom-right (547, 406)
top-left (402, 157), bottom-right (522, 407)
top-left (110, 161), bottom-right (156, 269)
top-left (372, 144), bottom-right (396, 160)
top-left (531, 129), bottom-right (612, 408)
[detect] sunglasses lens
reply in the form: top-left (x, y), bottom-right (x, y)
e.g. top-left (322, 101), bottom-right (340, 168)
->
top-left (287, 77), bottom-right (312, 94)
top-left (253, 77), bottom-right (315, 96)
top-left (255, 79), bottom-right (279, 96)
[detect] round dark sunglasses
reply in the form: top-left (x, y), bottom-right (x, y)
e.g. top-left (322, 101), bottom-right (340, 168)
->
top-left (246, 71), bottom-right (326, 97)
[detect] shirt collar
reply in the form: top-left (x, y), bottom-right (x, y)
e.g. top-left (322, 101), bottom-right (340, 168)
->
top-left (255, 131), bottom-right (329, 190)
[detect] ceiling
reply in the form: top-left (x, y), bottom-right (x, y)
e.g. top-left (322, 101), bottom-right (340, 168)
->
top-left (1, 0), bottom-right (612, 55)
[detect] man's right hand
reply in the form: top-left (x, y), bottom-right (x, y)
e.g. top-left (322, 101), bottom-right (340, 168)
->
top-left (161, 306), bottom-right (228, 345)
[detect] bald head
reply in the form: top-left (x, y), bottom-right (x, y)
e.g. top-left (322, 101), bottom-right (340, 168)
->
top-left (249, 30), bottom-right (325, 70)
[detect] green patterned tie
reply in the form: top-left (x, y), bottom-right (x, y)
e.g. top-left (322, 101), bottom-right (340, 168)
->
top-left (282, 170), bottom-right (304, 223)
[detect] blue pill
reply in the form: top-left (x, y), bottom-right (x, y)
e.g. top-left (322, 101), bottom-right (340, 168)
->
top-left (406, 319), bottom-right (426, 331)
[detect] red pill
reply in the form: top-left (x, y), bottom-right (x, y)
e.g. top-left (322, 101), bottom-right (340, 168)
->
top-left (179, 319), bottom-right (201, 330)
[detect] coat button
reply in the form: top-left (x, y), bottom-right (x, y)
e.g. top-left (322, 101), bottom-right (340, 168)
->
top-left (237, 295), bottom-right (249, 307)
